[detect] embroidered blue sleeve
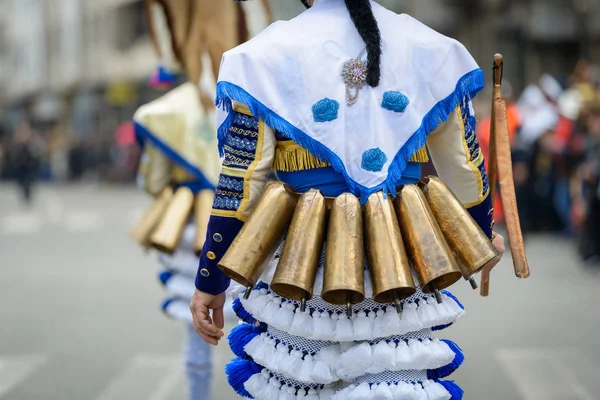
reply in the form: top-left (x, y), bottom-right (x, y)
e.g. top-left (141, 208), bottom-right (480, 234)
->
top-left (461, 100), bottom-right (493, 238)
top-left (196, 109), bottom-right (262, 294)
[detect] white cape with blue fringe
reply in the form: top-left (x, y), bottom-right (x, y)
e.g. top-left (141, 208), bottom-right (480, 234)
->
top-left (215, 0), bottom-right (483, 198)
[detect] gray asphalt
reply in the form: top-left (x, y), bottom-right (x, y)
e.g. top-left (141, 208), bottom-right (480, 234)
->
top-left (0, 183), bottom-right (599, 400)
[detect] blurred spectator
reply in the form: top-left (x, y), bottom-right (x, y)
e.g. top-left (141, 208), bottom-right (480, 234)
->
top-left (572, 101), bottom-right (600, 262)
top-left (12, 121), bottom-right (43, 205)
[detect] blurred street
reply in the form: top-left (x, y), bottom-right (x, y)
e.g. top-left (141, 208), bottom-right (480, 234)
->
top-left (0, 183), bottom-right (599, 400)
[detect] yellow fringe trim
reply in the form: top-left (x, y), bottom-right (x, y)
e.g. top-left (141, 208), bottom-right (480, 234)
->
top-left (273, 141), bottom-right (429, 172)
top-left (410, 146), bottom-right (429, 163)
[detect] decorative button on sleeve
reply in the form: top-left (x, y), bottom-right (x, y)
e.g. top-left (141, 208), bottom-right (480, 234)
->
top-left (200, 268), bottom-right (210, 278)
top-left (206, 251), bottom-right (217, 260)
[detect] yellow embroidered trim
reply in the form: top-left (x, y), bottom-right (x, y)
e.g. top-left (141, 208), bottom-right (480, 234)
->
top-left (410, 146), bottom-right (429, 163)
top-left (211, 209), bottom-right (238, 218)
top-left (232, 102), bottom-right (253, 116)
top-left (457, 105), bottom-right (488, 208)
top-left (235, 119), bottom-right (265, 222)
top-left (221, 166), bottom-right (247, 178)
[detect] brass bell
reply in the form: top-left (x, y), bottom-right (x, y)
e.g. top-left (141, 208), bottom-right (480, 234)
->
top-left (193, 189), bottom-right (215, 256)
top-left (218, 182), bottom-right (297, 298)
top-left (322, 193), bottom-right (365, 317)
top-left (150, 186), bottom-right (195, 254)
top-left (395, 185), bottom-right (462, 303)
top-left (129, 187), bottom-right (174, 249)
top-left (364, 192), bottom-right (416, 313)
top-left (419, 176), bottom-right (499, 289)
top-left (271, 189), bottom-right (328, 312)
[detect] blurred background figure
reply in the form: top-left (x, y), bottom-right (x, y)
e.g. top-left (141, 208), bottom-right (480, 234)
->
top-left (11, 121), bottom-right (42, 205)
top-left (128, 1), bottom-right (272, 399)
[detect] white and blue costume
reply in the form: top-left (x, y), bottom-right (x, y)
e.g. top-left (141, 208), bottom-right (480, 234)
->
top-left (196, 1), bottom-right (493, 398)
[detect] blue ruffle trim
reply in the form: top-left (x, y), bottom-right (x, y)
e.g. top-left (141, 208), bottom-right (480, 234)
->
top-left (134, 121), bottom-right (215, 190)
top-left (428, 339), bottom-right (465, 380)
top-left (439, 380), bottom-right (465, 400)
top-left (225, 357), bottom-right (262, 398)
top-left (215, 68), bottom-right (484, 201)
top-left (228, 323), bottom-right (267, 358)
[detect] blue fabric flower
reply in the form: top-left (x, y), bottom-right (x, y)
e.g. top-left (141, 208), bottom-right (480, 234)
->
top-left (312, 98), bottom-right (339, 122)
top-left (382, 91), bottom-right (410, 113)
top-left (361, 148), bottom-right (388, 172)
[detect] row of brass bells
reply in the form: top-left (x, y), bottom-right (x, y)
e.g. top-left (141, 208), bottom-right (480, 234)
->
top-left (129, 186), bottom-right (215, 255)
top-left (217, 178), bottom-right (498, 312)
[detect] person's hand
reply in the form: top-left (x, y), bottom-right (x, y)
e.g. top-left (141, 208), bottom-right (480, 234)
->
top-left (481, 231), bottom-right (506, 285)
top-left (190, 290), bottom-right (226, 345)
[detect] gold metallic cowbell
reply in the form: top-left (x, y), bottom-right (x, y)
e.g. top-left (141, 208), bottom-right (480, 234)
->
top-left (218, 182), bottom-right (297, 297)
top-left (419, 176), bottom-right (498, 289)
top-left (322, 193), bottom-right (365, 314)
top-left (150, 186), bottom-right (195, 254)
top-left (364, 192), bottom-right (416, 309)
top-left (193, 189), bottom-right (215, 256)
top-left (395, 185), bottom-right (462, 303)
top-left (129, 187), bottom-right (174, 249)
top-left (271, 189), bottom-right (328, 310)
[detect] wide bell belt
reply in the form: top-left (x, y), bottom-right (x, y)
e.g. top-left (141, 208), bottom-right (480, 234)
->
top-left (218, 179), bottom-right (498, 314)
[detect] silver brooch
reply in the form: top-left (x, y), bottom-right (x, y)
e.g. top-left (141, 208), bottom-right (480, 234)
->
top-left (341, 58), bottom-right (367, 107)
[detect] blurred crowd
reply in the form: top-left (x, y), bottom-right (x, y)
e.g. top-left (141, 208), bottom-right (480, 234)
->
top-left (475, 59), bottom-right (600, 263)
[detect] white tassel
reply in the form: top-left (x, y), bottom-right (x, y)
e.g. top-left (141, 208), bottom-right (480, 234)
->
top-left (278, 302), bottom-right (295, 331)
top-left (251, 290), bottom-right (272, 313)
top-left (381, 306), bottom-right (402, 337)
top-left (306, 388), bottom-right (320, 400)
top-left (408, 339), bottom-right (429, 367)
top-left (262, 297), bottom-right (283, 328)
top-left (315, 345), bottom-right (341, 371)
top-left (291, 309), bottom-right (313, 337)
top-left (244, 373), bottom-right (264, 399)
top-left (331, 386), bottom-right (352, 400)
top-left (273, 343), bottom-right (291, 366)
top-left (311, 359), bottom-right (336, 384)
top-left (393, 382), bottom-right (419, 400)
top-left (423, 380), bottom-right (451, 400)
top-left (370, 340), bottom-right (396, 373)
top-left (414, 384), bottom-right (429, 400)
top-left (313, 311), bottom-right (336, 340)
top-left (260, 377), bottom-right (282, 400)
top-left (372, 309), bottom-right (386, 338)
top-left (394, 340), bottom-right (411, 370)
top-left (338, 342), bottom-right (373, 379)
top-left (296, 388), bottom-right (307, 399)
top-left (280, 349), bottom-right (304, 378)
top-left (401, 302), bottom-right (421, 333)
top-left (418, 298), bottom-right (438, 327)
top-left (319, 387), bottom-right (336, 400)
top-left (298, 354), bottom-right (314, 383)
top-left (244, 335), bottom-right (267, 364)
top-left (373, 383), bottom-right (393, 400)
top-left (278, 385), bottom-right (296, 400)
top-left (352, 311), bottom-right (372, 340)
top-left (348, 382), bottom-right (371, 400)
top-left (429, 338), bottom-right (454, 368)
top-left (334, 314), bottom-right (354, 342)
top-left (442, 293), bottom-right (465, 319)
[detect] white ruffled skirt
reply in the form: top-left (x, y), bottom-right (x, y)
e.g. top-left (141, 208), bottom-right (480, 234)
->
top-left (226, 244), bottom-right (466, 400)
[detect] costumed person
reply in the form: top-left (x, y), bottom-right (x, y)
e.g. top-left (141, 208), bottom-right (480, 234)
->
top-left (129, 1), bottom-right (271, 399)
top-left (191, 0), bottom-right (510, 398)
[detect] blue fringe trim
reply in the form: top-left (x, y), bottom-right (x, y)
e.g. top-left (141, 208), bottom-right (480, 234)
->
top-left (432, 323), bottom-right (453, 332)
top-left (225, 357), bottom-right (262, 398)
top-left (438, 379), bottom-right (464, 400)
top-left (134, 121), bottom-right (215, 190)
top-left (228, 323), bottom-right (266, 358)
top-left (215, 68), bottom-right (484, 201)
top-left (441, 290), bottom-right (465, 310)
top-left (158, 270), bottom-right (172, 286)
top-left (428, 340), bottom-right (464, 379)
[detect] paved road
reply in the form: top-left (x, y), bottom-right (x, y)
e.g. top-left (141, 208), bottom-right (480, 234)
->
top-left (0, 183), bottom-right (599, 400)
